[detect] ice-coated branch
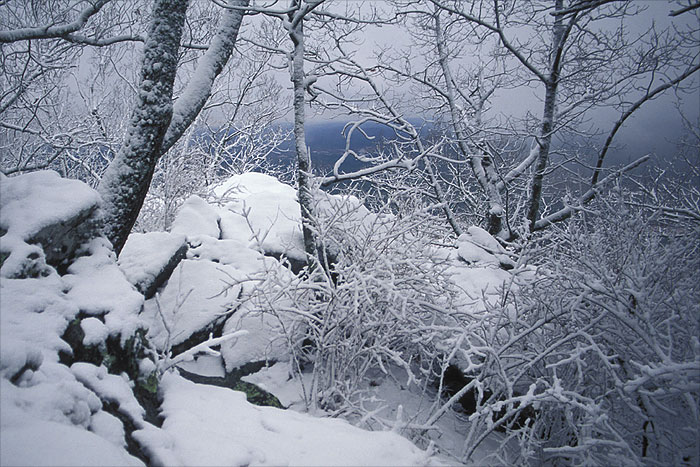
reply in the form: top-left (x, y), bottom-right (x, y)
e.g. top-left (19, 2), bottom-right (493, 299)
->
top-left (669, 1), bottom-right (700, 17)
top-left (0, 0), bottom-right (111, 43)
top-left (434, 9), bottom-right (502, 235)
top-left (429, 0), bottom-right (548, 84)
top-left (534, 155), bottom-right (650, 230)
top-left (161, 0), bottom-right (251, 154)
top-left (590, 62), bottom-right (700, 186)
top-left (163, 330), bottom-right (249, 370)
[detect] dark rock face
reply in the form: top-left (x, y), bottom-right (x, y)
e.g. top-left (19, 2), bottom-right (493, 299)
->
top-left (140, 242), bottom-right (187, 299)
top-left (0, 170), bottom-right (104, 277)
top-left (31, 205), bottom-right (103, 273)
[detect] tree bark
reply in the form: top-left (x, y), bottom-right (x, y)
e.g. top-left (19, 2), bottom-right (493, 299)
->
top-left (288, 1), bottom-right (319, 263)
top-left (161, 0), bottom-right (250, 154)
top-left (98, 0), bottom-right (189, 254)
top-left (434, 11), bottom-right (503, 236)
top-left (525, 0), bottom-right (566, 232)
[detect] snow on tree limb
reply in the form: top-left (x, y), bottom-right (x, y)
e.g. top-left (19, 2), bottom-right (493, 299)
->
top-left (0, 0), bottom-right (111, 43)
top-left (161, 0), bottom-right (251, 154)
top-left (534, 155), bottom-right (650, 230)
top-left (98, 0), bottom-right (189, 254)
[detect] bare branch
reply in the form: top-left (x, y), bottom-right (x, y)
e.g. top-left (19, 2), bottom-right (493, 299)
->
top-left (0, 0), bottom-right (111, 43)
top-left (534, 155), bottom-right (650, 230)
top-left (670, 2), bottom-right (700, 17)
top-left (591, 62), bottom-right (700, 186)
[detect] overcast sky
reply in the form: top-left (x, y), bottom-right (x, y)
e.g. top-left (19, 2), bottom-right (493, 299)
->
top-left (303, 0), bottom-right (699, 167)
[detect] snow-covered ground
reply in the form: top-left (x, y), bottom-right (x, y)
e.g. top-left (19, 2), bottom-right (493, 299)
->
top-left (1, 170), bottom-right (518, 465)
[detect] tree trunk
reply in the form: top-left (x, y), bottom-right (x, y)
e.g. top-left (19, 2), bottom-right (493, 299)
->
top-left (161, 0), bottom-right (250, 154)
top-left (288, 2), bottom-right (318, 263)
top-left (98, 0), bottom-right (189, 254)
top-left (434, 11), bottom-right (502, 236)
top-left (525, 0), bottom-right (565, 232)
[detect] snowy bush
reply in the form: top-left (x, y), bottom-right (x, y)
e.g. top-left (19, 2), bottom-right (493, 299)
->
top-left (230, 193), bottom-right (462, 416)
top-left (459, 199), bottom-right (700, 465)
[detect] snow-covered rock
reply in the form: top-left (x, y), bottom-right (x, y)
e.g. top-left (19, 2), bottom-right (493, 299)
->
top-left (140, 259), bottom-right (243, 351)
top-left (63, 239), bottom-right (145, 344)
top-left (187, 236), bottom-right (274, 276)
top-left (118, 231), bottom-right (188, 298)
top-left (221, 300), bottom-right (300, 372)
top-left (0, 170), bottom-right (102, 277)
top-left (212, 172), bottom-right (305, 260)
top-left (456, 226), bottom-right (515, 269)
top-left (212, 171), bottom-right (297, 201)
top-left (211, 172), bottom-right (387, 265)
top-left (137, 372), bottom-right (438, 466)
top-left (1, 419), bottom-right (144, 466)
top-left (170, 195), bottom-right (221, 239)
top-left (1, 170), bottom-right (497, 466)
top-left (1, 172), bottom-right (155, 466)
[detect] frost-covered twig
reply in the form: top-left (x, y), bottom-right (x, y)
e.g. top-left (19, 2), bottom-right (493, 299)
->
top-left (163, 330), bottom-right (249, 371)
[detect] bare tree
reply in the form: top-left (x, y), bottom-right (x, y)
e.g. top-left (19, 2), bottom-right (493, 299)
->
top-left (420, 0), bottom-right (700, 239)
top-left (96, 0), bottom-right (189, 253)
top-left (1, 0), bottom-right (257, 253)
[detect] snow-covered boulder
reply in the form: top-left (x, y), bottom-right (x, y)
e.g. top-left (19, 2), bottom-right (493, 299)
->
top-left (63, 239), bottom-right (145, 343)
top-left (212, 171), bottom-right (297, 201)
top-left (220, 299), bottom-right (301, 372)
top-left (138, 372), bottom-right (437, 466)
top-left (214, 173), bottom-right (306, 262)
top-left (118, 232), bottom-right (188, 298)
top-left (0, 170), bottom-right (102, 277)
top-left (170, 195), bottom-right (221, 239)
top-left (187, 236), bottom-right (271, 276)
top-left (456, 226), bottom-right (515, 270)
top-left (211, 172), bottom-right (386, 267)
top-left (0, 172), bottom-right (157, 465)
top-left (1, 419), bottom-right (144, 467)
top-left (140, 260), bottom-right (244, 353)
top-left (0, 170), bottom-right (448, 466)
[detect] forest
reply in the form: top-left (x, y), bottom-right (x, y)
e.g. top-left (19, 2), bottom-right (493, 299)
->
top-left (1, 0), bottom-right (699, 465)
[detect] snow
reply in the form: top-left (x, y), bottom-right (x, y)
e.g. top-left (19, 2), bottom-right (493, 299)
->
top-left (242, 361), bottom-right (309, 409)
top-left (176, 354), bottom-right (225, 378)
top-left (0, 420), bottom-right (143, 467)
top-left (0, 170), bottom-right (100, 243)
top-left (0, 274), bottom-right (75, 376)
top-left (211, 172), bottom-right (385, 263)
top-left (456, 226), bottom-right (514, 268)
top-left (140, 259), bottom-right (243, 350)
top-left (170, 195), bottom-right (221, 239)
top-left (221, 300), bottom-right (300, 371)
top-left (213, 173), bottom-right (306, 260)
top-left (0, 170), bottom-right (99, 278)
top-left (0, 173), bottom-right (149, 467)
top-left (220, 193), bottom-right (306, 261)
top-left (80, 317), bottom-right (108, 346)
top-left (118, 231), bottom-right (187, 293)
top-left (71, 363), bottom-right (146, 425)
top-left (88, 410), bottom-right (127, 448)
top-left (0, 239), bottom-right (51, 279)
top-left (147, 372), bottom-right (437, 466)
top-left (212, 172), bottom-right (298, 200)
top-left (0, 170), bottom-right (526, 466)
top-left (187, 236), bottom-right (279, 276)
top-left (0, 365), bottom-right (101, 428)
top-left (63, 238), bottom-right (145, 343)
